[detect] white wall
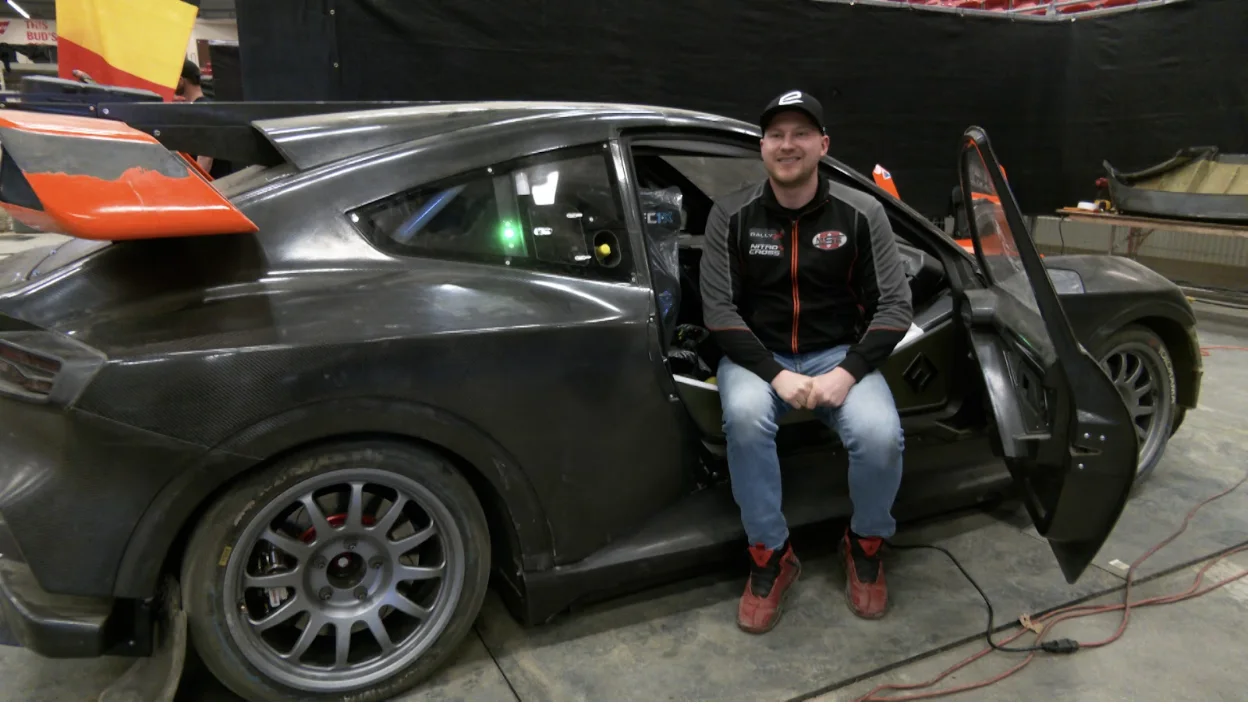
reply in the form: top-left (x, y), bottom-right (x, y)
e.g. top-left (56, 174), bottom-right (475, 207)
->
top-left (185, 18), bottom-right (238, 65)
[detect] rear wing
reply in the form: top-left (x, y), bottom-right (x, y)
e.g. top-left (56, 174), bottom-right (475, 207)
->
top-left (0, 109), bottom-right (259, 240)
top-left (0, 76), bottom-right (431, 241)
top-left (1, 76), bottom-right (438, 170)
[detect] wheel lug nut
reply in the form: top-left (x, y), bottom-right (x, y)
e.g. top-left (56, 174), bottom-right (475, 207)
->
top-left (354, 587), bottom-right (368, 600)
top-left (319, 587), bottom-right (333, 601)
top-left (370, 559), bottom-right (384, 570)
top-left (313, 557), bottom-right (327, 569)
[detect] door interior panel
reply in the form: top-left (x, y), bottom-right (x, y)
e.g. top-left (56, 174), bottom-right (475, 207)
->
top-left (957, 126), bottom-right (1138, 583)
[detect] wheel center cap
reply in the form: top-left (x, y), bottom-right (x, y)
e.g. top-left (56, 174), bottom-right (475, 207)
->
top-left (326, 551), bottom-right (366, 589)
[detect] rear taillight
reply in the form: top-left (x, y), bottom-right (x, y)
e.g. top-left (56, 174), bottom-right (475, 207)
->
top-left (0, 341), bottom-right (62, 397)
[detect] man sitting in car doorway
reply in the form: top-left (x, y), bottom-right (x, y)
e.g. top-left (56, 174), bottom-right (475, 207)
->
top-left (700, 90), bottom-right (913, 632)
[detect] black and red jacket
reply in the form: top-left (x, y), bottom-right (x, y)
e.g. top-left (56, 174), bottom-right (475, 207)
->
top-left (699, 173), bottom-right (914, 383)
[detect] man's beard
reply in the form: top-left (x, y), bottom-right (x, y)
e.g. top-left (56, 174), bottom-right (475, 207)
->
top-left (768, 159), bottom-right (817, 187)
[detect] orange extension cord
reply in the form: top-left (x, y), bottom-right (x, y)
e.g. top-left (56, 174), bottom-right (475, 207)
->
top-left (855, 344), bottom-right (1248, 702)
top-left (1201, 345), bottom-right (1248, 356)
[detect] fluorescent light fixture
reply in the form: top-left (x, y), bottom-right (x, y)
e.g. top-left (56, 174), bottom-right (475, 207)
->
top-left (7, 1), bottom-right (29, 19)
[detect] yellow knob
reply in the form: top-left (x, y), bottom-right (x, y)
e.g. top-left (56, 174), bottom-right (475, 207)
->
top-left (596, 243), bottom-right (612, 257)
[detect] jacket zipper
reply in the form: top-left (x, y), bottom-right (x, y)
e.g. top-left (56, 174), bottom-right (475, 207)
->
top-left (790, 218), bottom-right (800, 353)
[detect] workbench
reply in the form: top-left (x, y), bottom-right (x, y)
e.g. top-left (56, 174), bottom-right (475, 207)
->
top-left (1055, 208), bottom-right (1248, 258)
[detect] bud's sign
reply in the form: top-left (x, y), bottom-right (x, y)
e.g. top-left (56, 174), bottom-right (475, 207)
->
top-left (0, 19), bottom-right (58, 46)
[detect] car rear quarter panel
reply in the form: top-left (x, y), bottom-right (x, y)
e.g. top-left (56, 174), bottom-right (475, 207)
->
top-left (64, 258), bottom-right (693, 596)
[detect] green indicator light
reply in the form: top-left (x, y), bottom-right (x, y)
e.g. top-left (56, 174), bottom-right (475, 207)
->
top-left (501, 220), bottom-right (518, 247)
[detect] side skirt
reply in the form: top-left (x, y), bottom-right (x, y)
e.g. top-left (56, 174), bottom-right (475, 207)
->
top-left (499, 434), bottom-right (1012, 626)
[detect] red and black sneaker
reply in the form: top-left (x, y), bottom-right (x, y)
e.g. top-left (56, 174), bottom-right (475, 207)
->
top-left (840, 528), bottom-right (888, 619)
top-left (738, 540), bottom-right (801, 634)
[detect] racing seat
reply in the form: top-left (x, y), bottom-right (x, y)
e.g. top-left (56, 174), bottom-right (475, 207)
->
top-left (639, 186), bottom-right (686, 350)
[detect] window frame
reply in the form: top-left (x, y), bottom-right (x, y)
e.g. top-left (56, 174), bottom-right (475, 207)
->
top-left (619, 128), bottom-right (978, 268)
top-left (347, 143), bottom-right (638, 283)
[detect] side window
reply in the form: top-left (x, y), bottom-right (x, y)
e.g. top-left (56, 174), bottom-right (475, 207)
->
top-left (629, 147), bottom-right (767, 236)
top-left (354, 173), bottom-right (507, 259)
top-left (659, 154), bottom-right (767, 200)
top-left (512, 155), bottom-right (627, 272)
top-left (351, 149), bottom-right (632, 280)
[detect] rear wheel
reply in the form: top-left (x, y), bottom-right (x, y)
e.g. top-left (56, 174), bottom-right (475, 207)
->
top-left (1096, 325), bottom-right (1177, 482)
top-left (181, 441), bottom-right (491, 701)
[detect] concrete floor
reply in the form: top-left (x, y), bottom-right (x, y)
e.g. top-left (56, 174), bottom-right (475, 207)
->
top-left (2, 234), bottom-right (1247, 701)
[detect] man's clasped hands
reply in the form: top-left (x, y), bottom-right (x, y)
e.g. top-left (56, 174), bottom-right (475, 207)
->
top-left (770, 367), bottom-right (856, 410)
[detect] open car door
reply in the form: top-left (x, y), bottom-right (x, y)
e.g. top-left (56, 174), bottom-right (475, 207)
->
top-left (958, 127), bottom-right (1138, 583)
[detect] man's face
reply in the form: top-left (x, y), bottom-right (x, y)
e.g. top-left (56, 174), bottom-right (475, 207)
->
top-left (175, 77), bottom-right (186, 96)
top-left (760, 111), bottom-right (829, 187)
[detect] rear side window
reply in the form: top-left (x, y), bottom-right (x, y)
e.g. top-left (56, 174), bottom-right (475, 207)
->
top-left (355, 176), bottom-right (505, 259)
top-left (350, 148), bottom-right (633, 280)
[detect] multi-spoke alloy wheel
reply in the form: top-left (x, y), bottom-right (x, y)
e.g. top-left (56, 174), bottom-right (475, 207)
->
top-left (1097, 325), bottom-right (1177, 482)
top-left (183, 443), bottom-right (491, 701)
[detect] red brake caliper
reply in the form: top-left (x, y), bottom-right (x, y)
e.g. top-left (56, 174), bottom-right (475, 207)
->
top-left (260, 514), bottom-right (380, 609)
top-left (298, 513), bottom-right (377, 544)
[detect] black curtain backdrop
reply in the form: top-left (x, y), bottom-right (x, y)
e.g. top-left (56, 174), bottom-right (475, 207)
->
top-left (207, 43), bottom-right (244, 101)
top-left (235, 0), bottom-right (1247, 218)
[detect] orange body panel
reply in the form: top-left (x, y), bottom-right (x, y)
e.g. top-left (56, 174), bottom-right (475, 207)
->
top-left (0, 109), bottom-right (155, 142)
top-left (0, 110), bottom-right (258, 240)
top-left (14, 168), bottom-right (257, 240)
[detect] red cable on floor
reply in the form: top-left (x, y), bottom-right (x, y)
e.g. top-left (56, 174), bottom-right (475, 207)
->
top-left (854, 469), bottom-right (1248, 702)
top-left (1201, 345), bottom-right (1248, 356)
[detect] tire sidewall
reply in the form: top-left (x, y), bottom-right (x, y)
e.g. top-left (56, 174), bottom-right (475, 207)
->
top-left (1096, 324), bottom-right (1177, 481)
top-left (181, 441), bottom-right (491, 701)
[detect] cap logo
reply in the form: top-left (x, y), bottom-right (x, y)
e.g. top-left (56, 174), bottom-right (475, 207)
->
top-left (777, 91), bottom-right (803, 105)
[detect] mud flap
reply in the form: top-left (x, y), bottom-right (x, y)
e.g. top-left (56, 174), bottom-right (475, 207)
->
top-left (99, 576), bottom-right (187, 702)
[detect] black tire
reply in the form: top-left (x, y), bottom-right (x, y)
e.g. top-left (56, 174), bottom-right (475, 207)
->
top-left (1171, 406), bottom-right (1187, 437)
top-left (1095, 324), bottom-right (1178, 482)
top-left (181, 441), bottom-right (491, 701)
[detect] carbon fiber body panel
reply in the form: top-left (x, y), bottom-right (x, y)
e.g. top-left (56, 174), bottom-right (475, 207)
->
top-left (0, 393), bottom-right (246, 596)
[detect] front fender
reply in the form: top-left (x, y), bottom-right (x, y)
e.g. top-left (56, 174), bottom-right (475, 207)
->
top-left (112, 396), bottom-right (552, 598)
top-left (1060, 292), bottom-right (1202, 410)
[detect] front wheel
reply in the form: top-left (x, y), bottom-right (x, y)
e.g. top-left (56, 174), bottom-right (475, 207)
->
top-left (181, 441), bottom-right (491, 701)
top-left (1096, 324), bottom-right (1178, 482)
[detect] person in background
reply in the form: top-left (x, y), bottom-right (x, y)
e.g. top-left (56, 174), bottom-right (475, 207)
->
top-left (175, 58), bottom-right (206, 103)
top-left (174, 59), bottom-right (234, 179)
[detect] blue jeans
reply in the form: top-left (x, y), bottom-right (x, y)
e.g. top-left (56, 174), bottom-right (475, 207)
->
top-left (718, 345), bottom-right (904, 550)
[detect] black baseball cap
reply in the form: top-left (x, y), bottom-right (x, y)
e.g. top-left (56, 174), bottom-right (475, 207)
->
top-left (181, 59), bottom-right (201, 83)
top-left (760, 90), bottom-right (826, 134)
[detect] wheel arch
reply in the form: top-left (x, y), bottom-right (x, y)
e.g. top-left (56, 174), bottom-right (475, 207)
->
top-left (1070, 295), bottom-right (1202, 412)
top-left (1087, 309), bottom-right (1201, 412)
top-left (1125, 314), bottom-right (1200, 410)
top-left (112, 398), bottom-right (554, 599)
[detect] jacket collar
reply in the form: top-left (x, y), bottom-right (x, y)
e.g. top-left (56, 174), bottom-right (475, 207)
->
top-left (761, 171), bottom-right (831, 218)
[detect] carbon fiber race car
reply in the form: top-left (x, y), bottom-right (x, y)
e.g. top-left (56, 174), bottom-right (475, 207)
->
top-left (0, 93), bottom-right (1201, 700)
